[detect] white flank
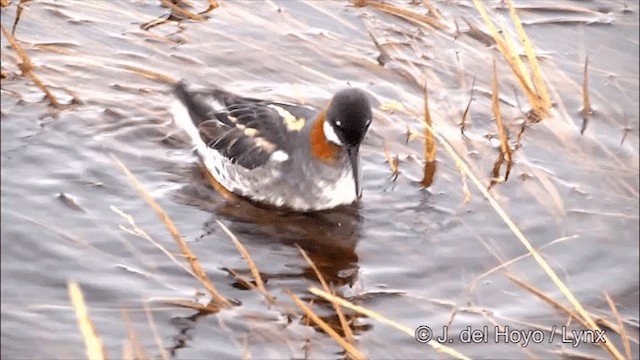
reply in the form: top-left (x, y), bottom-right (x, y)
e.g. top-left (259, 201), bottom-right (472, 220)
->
top-left (171, 100), bottom-right (245, 192)
top-left (323, 121), bottom-right (343, 146)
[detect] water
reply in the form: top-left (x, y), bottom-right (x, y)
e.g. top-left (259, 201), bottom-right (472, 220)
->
top-left (1, 0), bottom-right (638, 358)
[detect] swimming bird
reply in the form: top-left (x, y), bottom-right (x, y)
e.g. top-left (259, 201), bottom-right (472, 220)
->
top-left (171, 81), bottom-right (372, 211)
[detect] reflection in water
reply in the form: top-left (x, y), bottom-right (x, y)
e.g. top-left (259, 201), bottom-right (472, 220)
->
top-left (168, 163), bottom-right (364, 350)
top-left (178, 164), bottom-right (363, 288)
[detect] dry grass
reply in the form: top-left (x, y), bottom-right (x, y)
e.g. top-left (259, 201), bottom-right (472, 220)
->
top-left (604, 293), bottom-right (633, 360)
top-left (581, 56), bottom-right (593, 135)
top-left (217, 220), bottom-right (274, 303)
top-left (114, 64), bottom-right (177, 85)
top-left (105, 154), bottom-right (382, 357)
top-left (142, 301), bottom-right (170, 360)
top-left (490, 57), bottom-right (513, 188)
top-left (419, 82), bottom-right (437, 188)
top-left (67, 281), bottom-right (107, 360)
top-left (160, 0), bottom-right (205, 21)
top-left (296, 245), bottom-right (354, 343)
top-left (506, 274), bottom-right (624, 359)
top-left (383, 140), bottom-right (400, 181)
top-left (353, 0), bottom-right (451, 32)
top-left (309, 287), bottom-right (470, 360)
top-left (1, 24), bottom-right (61, 107)
top-left (472, 0), bottom-right (552, 121)
top-left (111, 154), bottom-right (231, 308)
top-left (122, 308), bottom-right (148, 359)
top-left (8, 0), bottom-right (628, 358)
top-left (459, 76), bottom-right (476, 137)
top-left (287, 290), bottom-right (366, 360)
top-left (403, 110), bottom-right (625, 359)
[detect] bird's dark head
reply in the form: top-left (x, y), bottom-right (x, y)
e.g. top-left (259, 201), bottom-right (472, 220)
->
top-left (324, 88), bottom-right (372, 149)
top-left (323, 88), bottom-right (372, 198)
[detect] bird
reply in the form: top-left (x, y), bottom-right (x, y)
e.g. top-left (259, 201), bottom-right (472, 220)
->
top-left (170, 81), bottom-right (372, 212)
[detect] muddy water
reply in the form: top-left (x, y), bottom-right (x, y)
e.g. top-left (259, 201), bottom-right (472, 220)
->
top-left (1, 0), bottom-right (638, 358)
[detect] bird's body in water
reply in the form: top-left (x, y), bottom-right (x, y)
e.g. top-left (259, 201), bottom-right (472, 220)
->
top-left (171, 81), bottom-right (372, 212)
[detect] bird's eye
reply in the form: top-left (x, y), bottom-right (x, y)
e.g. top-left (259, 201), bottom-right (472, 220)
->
top-left (335, 120), bottom-right (342, 128)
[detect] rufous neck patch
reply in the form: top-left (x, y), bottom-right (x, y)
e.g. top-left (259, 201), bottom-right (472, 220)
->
top-left (310, 110), bottom-right (340, 164)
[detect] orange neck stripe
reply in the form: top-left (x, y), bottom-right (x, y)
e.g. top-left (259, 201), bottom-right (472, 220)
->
top-left (310, 110), bottom-right (340, 164)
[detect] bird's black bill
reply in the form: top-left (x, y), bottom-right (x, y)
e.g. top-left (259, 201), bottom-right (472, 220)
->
top-left (348, 147), bottom-right (361, 198)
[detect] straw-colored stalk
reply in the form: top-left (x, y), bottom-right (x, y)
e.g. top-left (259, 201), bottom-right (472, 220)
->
top-left (296, 244), bottom-right (354, 343)
top-left (160, 0), bottom-right (205, 21)
top-left (309, 287), bottom-right (470, 360)
top-left (115, 64), bottom-right (177, 84)
top-left (121, 308), bottom-right (148, 360)
top-left (143, 301), bottom-right (170, 360)
top-left (286, 290), bottom-right (366, 360)
top-left (383, 140), bottom-right (400, 181)
top-left (581, 56), bottom-right (592, 135)
top-left (459, 77), bottom-right (476, 137)
top-left (112, 154), bottom-right (231, 307)
top-left (472, 0), bottom-right (551, 120)
top-left (1, 24), bottom-right (60, 107)
top-left (419, 82), bottom-right (437, 188)
top-left (604, 293), bottom-right (632, 360)
top-left (405, 115), bottom-right (625, 360)
top-left (506, 274), bottom-right (622, 358)
top-left (470, 235), bottom-right (578, 292)
top-left (217, 220), bottom-right (274, 303)
top-left (354, 0), bottom-right (451, 32)
top-left (491, 57), bottom-right (513, 186)
top-left (67, 281), bottom-right (107, 360)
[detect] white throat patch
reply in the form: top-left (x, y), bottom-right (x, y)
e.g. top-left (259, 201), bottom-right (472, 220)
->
top-left (323, 121), bottom-right (343, 146)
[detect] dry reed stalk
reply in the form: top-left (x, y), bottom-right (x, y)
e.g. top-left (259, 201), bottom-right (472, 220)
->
top-left (421, 0), bottom-right (444, 21)
top-left (160, 0), bottom-right (205, 21)
top-left (160, 298), bottom-right (221, 312)
top-left (112, 154), bottom-right (231, 308)
top-left (506, 274), bottom-right (623, 358)
top-left (121, 308), bottom-right (148, 359)
top-left (1, 24), bottom-right (60, 107)
top-left (490, 57), bottom-right (513, 187)
top-left (111, 206), bottom-right (194, 276)
top-left (383, 140), bottom-right (400, 181)
top-left (470, 235), bottom-right (578, 292)
top-left (67, 281), bottom-right (107, 360)
top-left (459, 77), bottom-right (476, 137)
top-left (472, 0), bottom-right (551, 120)
top-left (309, 287), bottom-right (470, 360)
top-left (216, 220), bottom-right (274, 303)
top-left (409, 117), bottom-right (624, 359)
top-left (604, 293), bottom-right (632, 360)
top-left (506, 0), bottom-right (551, 108)
top-left (295, 244), bottom-right (354, 343)
top-left (286, 290), bottom-right (366, 360)
top-left (204, 0), bottom-right (219, 13)
top-left (354, 0), bottom-right (450, 32)
top-left (11, 0), bottom-right (29, 35)
top-left (142, 301), bottom-right (170, 360)
top-left (419, 82), bottom-right (437, 187)
top-left (581, 56), bottom-right (592, 135)
top-left (115, 64), bottom-right (177, 84)
top-left (367, 30), bottom-right (390, 66)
